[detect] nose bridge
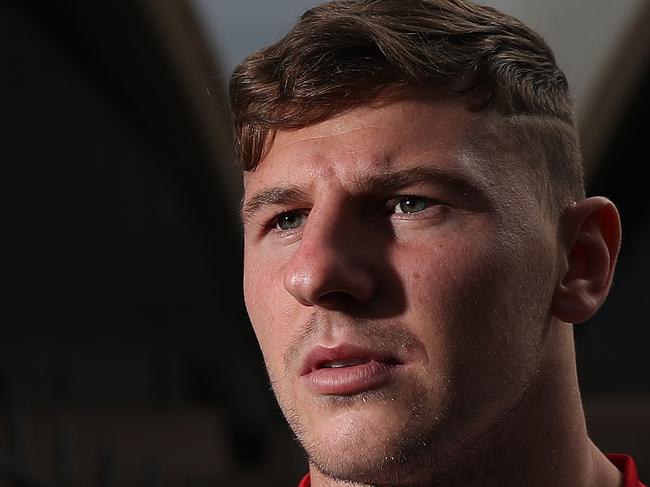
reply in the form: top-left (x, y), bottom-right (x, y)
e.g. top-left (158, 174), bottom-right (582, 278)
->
top-left (283, 197), bottom-right (374, 307)
top-left (302, 200), bottom-right (349, 257)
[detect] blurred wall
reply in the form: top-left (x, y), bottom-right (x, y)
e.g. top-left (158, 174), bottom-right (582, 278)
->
top-left (191, 0), bottom-right (643, 116)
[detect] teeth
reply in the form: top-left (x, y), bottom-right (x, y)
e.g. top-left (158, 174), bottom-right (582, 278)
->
top-left (322, 358), bottom-right (368, 368)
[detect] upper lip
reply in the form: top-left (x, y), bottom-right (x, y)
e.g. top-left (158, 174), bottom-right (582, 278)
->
top-left (300, 343), bottom-right (401, 376)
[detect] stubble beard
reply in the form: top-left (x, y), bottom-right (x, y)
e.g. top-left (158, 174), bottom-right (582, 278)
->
top-left (273, 375), bottom-right (462, 486)
top-left (271, 365), bottom-right (537, 487)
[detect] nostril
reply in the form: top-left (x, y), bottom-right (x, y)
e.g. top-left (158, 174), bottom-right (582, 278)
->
top-left (313, 290), bottom-right (362, 309)
top-left (284, 259), bottom-right (374, 308)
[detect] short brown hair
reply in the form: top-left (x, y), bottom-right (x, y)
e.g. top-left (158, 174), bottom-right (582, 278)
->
top-left (229, 0), bottom-right (585, 210)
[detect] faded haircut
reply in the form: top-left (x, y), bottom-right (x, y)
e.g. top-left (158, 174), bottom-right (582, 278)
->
top-left (229, 0), bottom-right (585, 212)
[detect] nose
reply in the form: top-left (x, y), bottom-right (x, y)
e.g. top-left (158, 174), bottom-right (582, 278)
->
top-left (283, 208), bottom-right (375, 308)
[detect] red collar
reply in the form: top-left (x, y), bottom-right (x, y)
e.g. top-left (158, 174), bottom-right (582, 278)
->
top-left (607, 454), bottom-right (646, 487)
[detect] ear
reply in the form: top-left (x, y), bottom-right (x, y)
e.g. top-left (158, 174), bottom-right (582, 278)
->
top-left (551, 196), bottom-right (621, 324)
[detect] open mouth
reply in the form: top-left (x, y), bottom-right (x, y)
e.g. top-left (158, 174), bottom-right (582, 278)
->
top-left (319, 358), bottom-right (371, 369)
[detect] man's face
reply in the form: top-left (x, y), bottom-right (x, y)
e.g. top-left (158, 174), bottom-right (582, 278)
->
top-left (242, 96), bottom-right (560, 484)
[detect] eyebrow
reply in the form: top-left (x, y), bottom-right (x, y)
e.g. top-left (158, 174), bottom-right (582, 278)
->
top-left (241, 186), bottom-right (310, 225)
top-left (357, 165), bottom-right (484, 198)
top-left (241, 165), bottom-right (487, 224)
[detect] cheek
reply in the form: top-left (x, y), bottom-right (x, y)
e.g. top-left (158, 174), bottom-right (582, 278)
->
top-left (393, 239), bottom-right (485, 374)
top-left (243, 253), bottom-right (294, 370)
top-left (396, 236), bottom-right (547, 414)
top-left (397, 236), bottom-right (495, 316)
top-left (395, 233), bottom-right (538, 363)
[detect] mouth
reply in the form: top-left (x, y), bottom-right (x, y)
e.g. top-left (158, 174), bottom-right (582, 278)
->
top-left (319, 357), bottom-right (371, 368)
top-left (300, 343), bottom-right (404, 396)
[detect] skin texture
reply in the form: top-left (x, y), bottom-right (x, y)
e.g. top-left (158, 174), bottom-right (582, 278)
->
top-left (241, 96), bottom-right (622, 486)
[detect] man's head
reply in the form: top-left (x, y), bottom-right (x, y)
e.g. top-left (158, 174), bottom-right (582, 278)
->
top-left (230, 0), bottom-right (585, 214)
top-left (232, 1), bottom-right (621, 485)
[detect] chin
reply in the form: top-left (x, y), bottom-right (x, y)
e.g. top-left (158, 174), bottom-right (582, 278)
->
top-left (304, 419), bottom-right (440, 487)
top-left (286, 385), bottom-right (454, 486)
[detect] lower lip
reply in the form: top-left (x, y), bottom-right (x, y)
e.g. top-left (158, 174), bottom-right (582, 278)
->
top-left (301, 360), bottom-right (399, 395)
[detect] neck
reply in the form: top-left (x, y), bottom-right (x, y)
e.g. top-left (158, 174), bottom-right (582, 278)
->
top-left (309, 325), bottom-right (622, 487)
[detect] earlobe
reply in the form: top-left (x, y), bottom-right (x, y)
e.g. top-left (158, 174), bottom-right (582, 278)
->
top-left (551, 197), bottom-right (621, 324)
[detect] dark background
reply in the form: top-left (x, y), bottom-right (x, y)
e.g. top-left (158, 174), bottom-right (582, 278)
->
top-left (1, 1), bottom-right (648, 485)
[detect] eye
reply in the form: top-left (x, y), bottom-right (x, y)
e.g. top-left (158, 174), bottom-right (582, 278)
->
top-left (275, 210), bottom-right (307, 231)
top-left (393, 196), bottom-right (432, 214)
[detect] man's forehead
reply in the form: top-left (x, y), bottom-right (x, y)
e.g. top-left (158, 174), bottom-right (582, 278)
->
top-left (243, 96), bottom-right (486, 189)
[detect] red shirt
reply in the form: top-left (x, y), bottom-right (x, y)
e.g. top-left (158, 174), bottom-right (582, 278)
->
top-left (297, 454), bottom-right (645, 486)
top-left (607, 454), bottom-right (646, 487)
